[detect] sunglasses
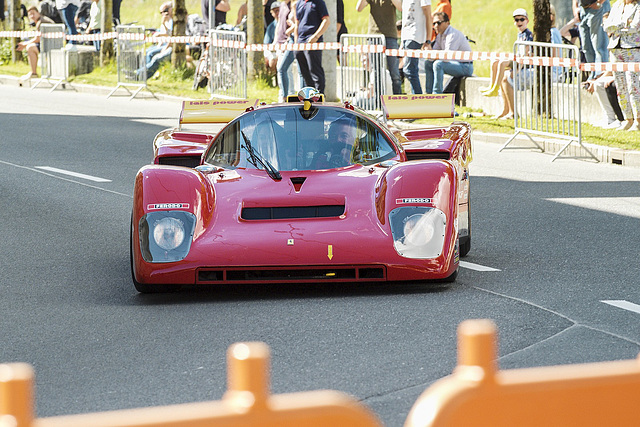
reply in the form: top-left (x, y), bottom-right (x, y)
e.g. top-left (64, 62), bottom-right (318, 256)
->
top-left (514, 17), bottom-right (526, 22)
top-left (160, 9), bottom-right (169, 14)
top-left (433, 21), bottom-right (445, 26)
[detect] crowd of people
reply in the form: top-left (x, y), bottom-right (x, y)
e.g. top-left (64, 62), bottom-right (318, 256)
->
top-left (10, 0), bottom-right (639, 130)
top-left (480, 2), bottom-right (639, 131)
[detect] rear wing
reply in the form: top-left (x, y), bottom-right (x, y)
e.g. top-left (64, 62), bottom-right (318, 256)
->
top-left (179, 99), bottom-right (259, 128)
top-left (381, 94), bottom-right (455, 120)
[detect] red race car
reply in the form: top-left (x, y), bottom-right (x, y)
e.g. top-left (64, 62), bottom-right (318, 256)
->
top-left (130, 88), bottom-right (472, 292)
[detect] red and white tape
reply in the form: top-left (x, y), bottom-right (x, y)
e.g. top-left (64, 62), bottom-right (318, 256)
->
top-left (2, 30), bottom-right (639, 72)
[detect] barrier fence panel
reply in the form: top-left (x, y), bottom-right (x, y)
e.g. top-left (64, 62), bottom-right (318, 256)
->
top-left (107, 25), bottom-right (155, 100)
top-left (0, 343), bottom-right (382, 427)
top-left (32, 24), bottom-right (68, 91)
top-left (405, 319), bottom-right (640, 427)
top-left (499, 40), bottom-right (598, 162)
top-left (208, 29), bottom-right (247, 99)
top-left (339, 34), bottom-right (387, 113)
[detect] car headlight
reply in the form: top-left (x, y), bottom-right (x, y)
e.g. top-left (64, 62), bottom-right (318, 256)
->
top-left (139, 211), bottom-right (196, 263)
top-left (390, 207), bottom-right (446, 259)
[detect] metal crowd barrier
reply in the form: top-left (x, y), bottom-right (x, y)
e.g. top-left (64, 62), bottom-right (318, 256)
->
top-left (107, 25), bottom-right (155, 100)
top-left (500, 40), bottom-right (598, 162)
top-left (208, 29), bottom-right (247, 99)
top-left (32, 23), bottom-right (68, 91)
top-left (339, 34), bottom-right (387, 113)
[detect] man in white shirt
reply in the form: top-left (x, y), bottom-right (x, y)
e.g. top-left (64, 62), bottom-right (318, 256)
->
top-left (424, 12), bottom-right (473, 94)
top-left (399, 0), bottom-right (431, 94)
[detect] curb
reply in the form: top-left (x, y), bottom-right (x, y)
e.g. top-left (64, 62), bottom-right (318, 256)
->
top-left (3, 74), bottom-right (639, 168)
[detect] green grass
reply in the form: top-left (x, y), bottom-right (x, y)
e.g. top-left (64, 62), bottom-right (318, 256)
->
top-left (3, 0), bottom-right (638, 151)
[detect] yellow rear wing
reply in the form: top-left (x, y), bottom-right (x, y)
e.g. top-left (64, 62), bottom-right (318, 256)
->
top-left (179, 99), bottom-right (259, 127)
top-left (381, 94), bottom-right (455, 120)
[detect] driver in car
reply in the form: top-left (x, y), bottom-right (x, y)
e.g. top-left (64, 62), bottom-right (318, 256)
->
top-left (312, 118), bottom-right (356, 168)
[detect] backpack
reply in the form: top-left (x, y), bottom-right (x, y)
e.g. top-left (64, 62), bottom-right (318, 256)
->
top-left (39, 0), bottom-right (63, 23)
top-left (186, 14), bottom-right (208, 36)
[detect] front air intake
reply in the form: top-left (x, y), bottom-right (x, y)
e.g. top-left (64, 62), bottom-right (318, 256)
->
top-left (241, 205), bottom-right (345, 220)
top-left (197, 265), bottom-right (386, 283)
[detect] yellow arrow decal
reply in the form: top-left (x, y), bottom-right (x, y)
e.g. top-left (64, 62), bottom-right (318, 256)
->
top-left (328, 245), bottom-right (333, 260)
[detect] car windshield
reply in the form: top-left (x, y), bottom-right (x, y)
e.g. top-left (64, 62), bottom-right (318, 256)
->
top-left (203, 106), bottom-right (397, 171)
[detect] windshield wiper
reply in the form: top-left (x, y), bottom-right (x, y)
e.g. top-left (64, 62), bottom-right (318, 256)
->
top-left (240, 131), bottom-right (282, 181)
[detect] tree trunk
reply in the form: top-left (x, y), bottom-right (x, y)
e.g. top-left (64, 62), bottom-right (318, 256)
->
top-left (533, 0), bottom-right (551, 117)
top-left (247, 0), bottom-right (264, 81)
top-left (100, 0), bottom-right (114, 65)
top-left (171, 0), bottom-right (187, 68)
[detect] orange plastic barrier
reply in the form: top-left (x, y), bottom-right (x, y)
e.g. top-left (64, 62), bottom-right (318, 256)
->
top-left (0, 342), bottom-right (381, 427)
top-left (405, 319), bottom-right (640, 427)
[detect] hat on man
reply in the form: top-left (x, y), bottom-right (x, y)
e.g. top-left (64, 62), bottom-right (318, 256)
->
top-left (270, 1), bottom-right (280, 10)
top-left (512, 8), bottom-right (528, 17)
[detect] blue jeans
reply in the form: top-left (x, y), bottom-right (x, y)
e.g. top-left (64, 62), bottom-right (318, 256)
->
top-left (385, 37), bottom-right (402, 94)
top-left (424, 60), bottom-right (474, 94)
top-left (277, 39), bottom-right (295, 100)
top-left (60, 4), bottom-right (79, 43)
top-left (137, 44), bottom-right (172, 79)
top-left (579, 0), bottom-right (610, 79)
top-left (402, 39), bottom-right (423, 94)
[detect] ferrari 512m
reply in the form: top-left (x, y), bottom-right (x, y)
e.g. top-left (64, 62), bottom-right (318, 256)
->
top-left (130, 88), bottom-right (472, 292)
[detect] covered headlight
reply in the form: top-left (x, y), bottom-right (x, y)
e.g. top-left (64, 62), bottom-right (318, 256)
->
top-left (139, 211), bottom-right (196, 263)
top-left (390, 207), bottom-right (446, 259)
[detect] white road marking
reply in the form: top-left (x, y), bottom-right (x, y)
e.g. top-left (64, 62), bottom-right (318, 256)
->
top-left (546, 197), bottom-right (640, 219)
top-left (35, 166), bottom-right (112, 183)
top-left (460, 261), bottom-right (501, 272)
top-left (601, 300), bottom-right (640, 315)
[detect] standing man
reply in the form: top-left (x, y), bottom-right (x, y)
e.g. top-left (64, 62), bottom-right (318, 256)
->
top-left (55, 0), bottom-right (81, 48)
top-left (295, 0), bottom-right (330, 92)
top-left (575, 0), bottom-right (610, 81)
top-left (17, 5), bottom-right (54, 79)
top-left (355, 0), bottom-right (402, 94)
top-left (423, 12), bottom-right (472, 94)
top-left (399, 0), bottom-right (432, 94)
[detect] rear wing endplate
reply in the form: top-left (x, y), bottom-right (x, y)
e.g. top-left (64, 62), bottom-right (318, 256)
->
top-left (381, 94), bottom-right (455, 120)
top-left (179, 99), bottom-right (259, 127)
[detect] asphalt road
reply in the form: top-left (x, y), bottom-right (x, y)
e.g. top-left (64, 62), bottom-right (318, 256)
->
top-left (1, 85), bottom-right (639, 426)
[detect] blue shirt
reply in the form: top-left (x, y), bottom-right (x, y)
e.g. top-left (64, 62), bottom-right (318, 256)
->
top-left (518, 28), bottom-right (533, 42)
top-left (296, 0), bottom-right (329, 43)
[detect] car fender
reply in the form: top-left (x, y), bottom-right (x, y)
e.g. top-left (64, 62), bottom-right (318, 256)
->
top-left (133, 165), bottom-right (215, 238)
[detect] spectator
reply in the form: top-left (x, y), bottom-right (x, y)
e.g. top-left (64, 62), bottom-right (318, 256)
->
top-left (337, 0), bottom-right (347, 40)
top-left (236, 2), bottom-right (247, 28)
top-left (430, 0), bottom-right (451, 41)
top-left (75, 0), bottom-right (91, 32)
top-left (55, 0), bottom-right (81, 47)
top-left (275, 0), bottom-right (296, 102)
top-left (294, 0), bottom-right (330, 92)
top-left (17, 5), bottom-right (54, 80)
top-left (355, 0), bottom-right (402, 94)
top-left (84, 0), bottom-right (101, 51)
top-left (423, 12), bottom-right (472, 94)
top-left (576, 0), bottom-right (611, 80)
top-left (482, 8), bottom-right (532, 120)
top-left (134, 2), bottom-right (173, 79)
top-left (202, 0), bottom-right (230, 28)
top-left (481, 8), bottom-right (532, 98)
top-left (604, 0), bottom-right (640, 131)
top-left (400, 0), bottom-right (432, 94)
top-left (264, 1), bottom-right (280, 75)
top-left (113, 0), bottom-right (122, 25)
top-left (263, 0), bottom-right (277, 30)
top-left (583, 71), bottom-right (624, 128)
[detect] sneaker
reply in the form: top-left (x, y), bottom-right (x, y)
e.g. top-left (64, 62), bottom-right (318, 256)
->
top-left (628, 122), bottom-right (640, 132)
top-left (20, 72), bottom-right (38, 79)
top-left (63, 43), bottom-right (78, 52)
top-left (602, 120), bottom-right (621, 129)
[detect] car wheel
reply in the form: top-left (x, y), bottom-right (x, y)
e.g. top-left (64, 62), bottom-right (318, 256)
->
top-left (130, 215), bottom-right (181, 294)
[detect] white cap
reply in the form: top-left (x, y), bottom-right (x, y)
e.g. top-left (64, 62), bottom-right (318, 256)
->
top-left (513, 8), bottom-right (528, 17)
